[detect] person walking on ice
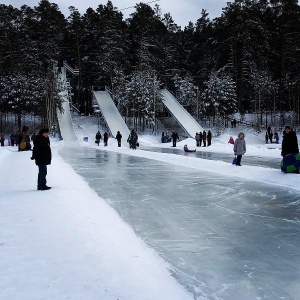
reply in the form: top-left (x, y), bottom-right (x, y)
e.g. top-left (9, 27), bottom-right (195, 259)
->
top-left (116, 131), bottom-right (122, 147)
top-left (95, 131), bottom-right (102, 146)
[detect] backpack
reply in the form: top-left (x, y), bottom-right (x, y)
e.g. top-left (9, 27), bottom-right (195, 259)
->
top-left (19, 139), bottom-right (27, 150)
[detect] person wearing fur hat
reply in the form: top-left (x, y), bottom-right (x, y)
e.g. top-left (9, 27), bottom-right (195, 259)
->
top-left (31, 128), bottom-right (52, 190)
top-left (233, 132), bottom-right (246, 166)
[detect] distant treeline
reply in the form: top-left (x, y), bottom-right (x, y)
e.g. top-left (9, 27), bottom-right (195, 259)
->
top-left (0, 0), bottom-right (300, 128)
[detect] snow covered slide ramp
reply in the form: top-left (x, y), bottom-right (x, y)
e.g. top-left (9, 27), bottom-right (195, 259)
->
top-left (93, 91), bottom-right (130, 139)
top-left (161, 89), bottom-right (203, 137)
top-left (57, 93), bottom-right (78, 144)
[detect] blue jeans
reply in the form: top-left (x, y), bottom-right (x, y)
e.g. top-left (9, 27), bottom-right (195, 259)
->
top-left (38, 165), bottom-right (47, 187)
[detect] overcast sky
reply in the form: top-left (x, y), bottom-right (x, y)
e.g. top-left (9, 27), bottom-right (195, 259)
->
top-left (1, 0), bottom-right (230, 27)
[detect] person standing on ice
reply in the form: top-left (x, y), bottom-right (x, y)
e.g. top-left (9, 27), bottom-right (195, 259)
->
top-left (95, 131), bottom-right (102, 146)
top-left (207, 130), bottom-right (212, 146)
top-left (31, 128), bottom-right (52, 190)
top-left (128, 129), bottom-right (138, 149)
top-left (195, 132), bottom-right (200, 147)
top-left (115, 131), bottom-right (122, 147)
top-left (171, 131), bottom-right (179, 147)
top-left (199, 131), bottom-right (203, 147)
top-left (233, 132), bottom-right (246, 166)
top-left (202, 131), bottom-right (207, 147)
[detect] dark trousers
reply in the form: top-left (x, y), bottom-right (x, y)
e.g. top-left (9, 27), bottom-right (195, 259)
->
top-left (172, 139), bottom-right (177, 147)
top-left (117, 140), bottom-right (121, 147)
top-left (236, 155), bottom-right (242, 166)
top-left (38, 165), bottom-right (47, 187)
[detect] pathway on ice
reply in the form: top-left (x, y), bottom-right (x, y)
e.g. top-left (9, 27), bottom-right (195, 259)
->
top-left (59, 147), bottom-right (300, 300)
top-left (140, 146), bottom-right (280, 169)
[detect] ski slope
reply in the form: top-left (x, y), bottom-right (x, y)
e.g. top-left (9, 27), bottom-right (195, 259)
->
top-left (160, 89), bottom-right (203, 137)
top-left (93, 91), bottom-right (130, 139)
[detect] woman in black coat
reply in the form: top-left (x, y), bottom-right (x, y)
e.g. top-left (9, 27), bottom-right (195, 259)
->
top-left (281, 126), bottom-right (299, 157)
top-left (32, 128), bottom-right (52, 190)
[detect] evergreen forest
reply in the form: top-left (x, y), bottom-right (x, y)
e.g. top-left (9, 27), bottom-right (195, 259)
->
top-left (0, 0), bottom-right (300, 130)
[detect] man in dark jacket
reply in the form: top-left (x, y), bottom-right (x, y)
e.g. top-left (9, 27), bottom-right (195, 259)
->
top-left (171, 131), bottom-right (179, 147)
top-left (281, 126), bottom-right (299, 157)
top-left (115, 131), bottom-right (122, 147)
top-left (31, 128), bottom-right (52, 190)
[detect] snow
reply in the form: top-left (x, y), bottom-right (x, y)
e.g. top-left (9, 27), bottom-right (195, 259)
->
top-left (0, 117), bottom-right (299, 300)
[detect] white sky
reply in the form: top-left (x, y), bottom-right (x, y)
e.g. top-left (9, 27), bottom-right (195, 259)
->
top-left (1, 0), bottom-right (230, 27)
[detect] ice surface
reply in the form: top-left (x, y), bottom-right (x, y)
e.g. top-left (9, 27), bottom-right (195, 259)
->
top-left (59, 147), bottom-right (300, 300)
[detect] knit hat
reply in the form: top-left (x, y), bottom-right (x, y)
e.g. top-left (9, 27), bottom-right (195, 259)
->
top-left (39, 128), bottom-right (49, 135)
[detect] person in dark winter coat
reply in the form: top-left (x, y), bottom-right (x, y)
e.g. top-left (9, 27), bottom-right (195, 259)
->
top-left (195, 132), bottom-right (200, 147)
top-left (207, 130), bottom-right (212, 146)
top-left (171, 131), bottom-right (179, 147)
top-left (234, 132), bottom-right (246, 166)
top-left (0, 133), bottom-right (5, 146)
top-left (31, 128), bottom-right (52, 190)
top-left (116, 131), bottom-right (122, 147)
top-left (95, 131), bottom-right (102, 146)
top-left (199, 132), bottom-right (203, 147)
top-left (202, 131), bottom-right (207, 147)
top-left (128, 129), bottom-right (138, 149)
top-left (103, 132), bottom-right (109, 146)
top-left (269, 129), bottom-right (273, 143)
top-left (265, 131), bottom-right (269, 144)
top-left (281, 126), bottom-right (299, 157)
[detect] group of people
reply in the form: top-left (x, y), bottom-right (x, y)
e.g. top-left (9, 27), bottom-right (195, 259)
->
top-left (5, 121), bottom-right (298, 193)
top-left (265, 125), bottom-right (279, 144)
top-left (95, 129), bottom-right (139, 149)
top-left (195, 130), bottom-right (212, 147)
top-left (0, 126), bottom-right (36, 150)
top-left (95, 131), bottom-right (110, 146)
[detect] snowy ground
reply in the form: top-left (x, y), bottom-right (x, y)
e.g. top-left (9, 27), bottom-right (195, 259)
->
top-left (0, 115), bottom-right (299, 300)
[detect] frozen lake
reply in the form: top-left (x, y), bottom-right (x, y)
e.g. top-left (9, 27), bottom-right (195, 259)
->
top-left (59, 147), bottom-right (300, 300)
